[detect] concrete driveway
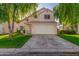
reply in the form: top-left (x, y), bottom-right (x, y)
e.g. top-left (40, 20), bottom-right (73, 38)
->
top-left (22, 35), bottom-right (79, 52)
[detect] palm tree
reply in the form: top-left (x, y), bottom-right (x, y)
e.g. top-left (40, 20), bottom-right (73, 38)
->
top-left (53, 3), bottom-right (79, 31)
top-left (0, 3), bottom-right (38, 39)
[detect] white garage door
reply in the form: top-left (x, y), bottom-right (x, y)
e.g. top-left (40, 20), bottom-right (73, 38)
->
top-left (31, 23), bottom-right (57, 34)
top-left (0, 24), bottom-right (3, 34)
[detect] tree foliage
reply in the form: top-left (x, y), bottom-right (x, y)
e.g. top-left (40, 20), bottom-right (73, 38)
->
top-left (53, 3), bottom-right (79, 30)
top-left (0, 3), bottom-right (38, 39)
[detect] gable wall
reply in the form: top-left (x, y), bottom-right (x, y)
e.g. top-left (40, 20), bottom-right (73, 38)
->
top-left (28, 10), bottom-right (55, 22)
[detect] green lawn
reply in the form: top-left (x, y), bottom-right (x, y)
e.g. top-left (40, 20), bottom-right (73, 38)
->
top-left (0, 33), bottom-right (32, 48)
top-left (59, 34), bottom-right (79, 46)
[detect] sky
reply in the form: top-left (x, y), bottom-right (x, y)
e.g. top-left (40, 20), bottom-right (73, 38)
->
top-left (37, 3), bottom-right (59, 10)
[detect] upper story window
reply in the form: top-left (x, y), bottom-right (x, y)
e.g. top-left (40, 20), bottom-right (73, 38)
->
top-left (44, 14), bottom-right (50, 19)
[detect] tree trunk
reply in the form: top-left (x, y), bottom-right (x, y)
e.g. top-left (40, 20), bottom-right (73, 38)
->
top-left (8, 20), bottom-right (13, 40)
top-left (11, 7), bottom-right (16, 35)
top-left (11, 19), bottom-right (14, 39)
top-left (8, 6), bottom-right (16, 40)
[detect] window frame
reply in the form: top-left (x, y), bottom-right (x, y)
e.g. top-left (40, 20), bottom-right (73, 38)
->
top-left (44, 14), bottom-right (50, 19)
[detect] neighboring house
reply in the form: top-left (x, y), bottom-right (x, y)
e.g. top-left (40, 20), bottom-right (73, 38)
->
top-left (0, 22), bottom-right (18, 34)
top-left (0, 8), bottom-right (57, 34)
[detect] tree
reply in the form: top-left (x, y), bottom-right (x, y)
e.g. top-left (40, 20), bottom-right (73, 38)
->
top-left (0, 3), bottom-right (38, 39)
top-left (53, 3), bottom-right (79, 31)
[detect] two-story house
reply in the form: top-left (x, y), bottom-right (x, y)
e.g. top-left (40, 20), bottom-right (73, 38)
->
top-left (18, 8), bottom-right (57, 34)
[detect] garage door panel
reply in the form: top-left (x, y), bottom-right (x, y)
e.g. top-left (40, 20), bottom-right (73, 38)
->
top-left (31, 23), bottom-right (57, 34)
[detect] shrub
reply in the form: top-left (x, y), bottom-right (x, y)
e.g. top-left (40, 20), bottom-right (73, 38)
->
top-left (58, 30), bottom-right (64, 35)
top-left (64, 30), bottom-right (76, 34)
top-left (58, 30), bottom-right (76, 35)
top-left (17, 29), bottom-right (21, 33)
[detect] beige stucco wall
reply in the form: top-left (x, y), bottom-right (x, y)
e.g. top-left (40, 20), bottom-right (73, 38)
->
top-left (31, 23), bottom-right (57, 34)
